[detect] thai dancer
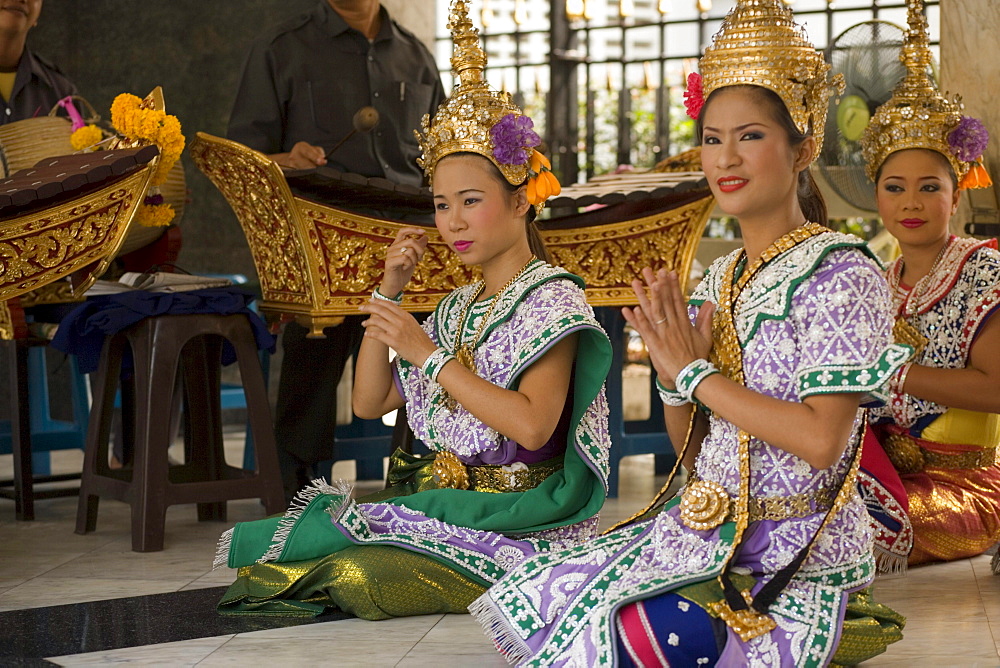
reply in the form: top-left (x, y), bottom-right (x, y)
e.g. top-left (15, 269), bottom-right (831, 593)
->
top-left (214, 0), bottom-right (612, 620)
top-left (856, 0), bottom-right (1000, 571)
top-left (470, 1), bottom-right (909, 664)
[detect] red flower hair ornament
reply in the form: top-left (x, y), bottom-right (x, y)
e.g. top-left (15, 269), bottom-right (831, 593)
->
top-left (684, 72), bottom-right (704, 120)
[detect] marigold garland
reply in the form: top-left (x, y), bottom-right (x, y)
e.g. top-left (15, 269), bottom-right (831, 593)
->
top-left (136, 202), bottom-right (175, 227)
top-left (111, 93), bottom-right (185, 226)
top-left (70, 124), bottom-right (104, 152)
top-left (110, 93), bottom-right (185, 187)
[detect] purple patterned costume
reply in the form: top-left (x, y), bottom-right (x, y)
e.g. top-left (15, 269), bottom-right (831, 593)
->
top-left (470, 233), bottom-right (910, 666)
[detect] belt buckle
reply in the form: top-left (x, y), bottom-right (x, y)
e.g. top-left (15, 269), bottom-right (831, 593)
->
top-left (679, 479), bottom-right (730, 530)
top-left (432, 451), bottom-right (470, 489)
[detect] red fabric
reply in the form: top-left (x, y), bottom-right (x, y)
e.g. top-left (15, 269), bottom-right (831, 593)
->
top-left (861, 426), bottom-right (908, 512)
top-left (618, 601), bottom-right (663, 667)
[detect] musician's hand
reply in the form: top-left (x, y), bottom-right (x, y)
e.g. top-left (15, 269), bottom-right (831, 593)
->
top-left (359, 298), bottom-right (436, 366)
top-left (380, 227), bottom-right (429, 297)
top-left (622, 268), bottom-right (714, 385)
top-left (273, 141), bottom-right (327, 170)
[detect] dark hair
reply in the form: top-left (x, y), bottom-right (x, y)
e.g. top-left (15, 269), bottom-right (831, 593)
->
top-left (874, 148), bottom-right (959, 190)
top-left (439, 152), bottom-right (553, 263)
top-left (697, 85), bottom-right (829, 226)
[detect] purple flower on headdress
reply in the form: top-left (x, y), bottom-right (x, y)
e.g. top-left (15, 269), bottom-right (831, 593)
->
top-left (948, 116), bottom-right (989, 162)
top-left (143, 193), bottom-right (164, 206)
top-left (491, 113), bottom-right (540, 166)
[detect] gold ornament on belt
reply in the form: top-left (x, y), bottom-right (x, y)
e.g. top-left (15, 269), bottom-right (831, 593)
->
top-left (679, 479), bottom-right (730, 531)
top-left (432, 451), bottom-right (470, 489)
top-left (860, 0), bottom-right (991, 189)
top-left (689, 0), bottom-right (843, 158)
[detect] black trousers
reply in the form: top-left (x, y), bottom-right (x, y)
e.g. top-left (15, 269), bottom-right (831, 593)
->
top-left (273, 316), bottom-right (365, 491)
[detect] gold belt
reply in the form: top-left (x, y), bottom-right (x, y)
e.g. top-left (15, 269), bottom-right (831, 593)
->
top-left (680, 474), bottom-right (837, 529)
top-left (883, 433), bottom-right (998, 474)
top-left (432, 451), bottom-right (563, 493)
top-left (747, 488), bottom-right (837, 522)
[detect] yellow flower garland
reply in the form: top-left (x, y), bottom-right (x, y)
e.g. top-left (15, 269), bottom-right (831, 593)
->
top-left (136, 202), bottom-right (176, 228)
top-left (110, 93), bottom-right (186, 226)
top-left (70, 124), bottom-right (104, 152)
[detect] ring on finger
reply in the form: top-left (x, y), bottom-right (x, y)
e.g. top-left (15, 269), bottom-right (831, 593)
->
top-left (400, 247), bottom-right (410, 255)
top-left (654, 316), bottom-right (668, 325)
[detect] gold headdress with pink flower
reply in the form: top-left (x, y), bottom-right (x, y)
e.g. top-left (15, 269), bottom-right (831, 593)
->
top-left (860, 0), bottom-right (991, 188)
top-left (415, 0), bottom-right (559, 209)
top-left (683, 0), bottom-right (843, 159)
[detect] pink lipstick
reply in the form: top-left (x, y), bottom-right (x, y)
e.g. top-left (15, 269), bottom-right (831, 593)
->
top-left (453, 240), bottom-right (473, 252)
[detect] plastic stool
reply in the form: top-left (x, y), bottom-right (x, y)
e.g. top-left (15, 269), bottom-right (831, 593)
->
top-left (0, 339), bottom-right (90, 520)
top-left (75, 312), bottom-right (284, 551)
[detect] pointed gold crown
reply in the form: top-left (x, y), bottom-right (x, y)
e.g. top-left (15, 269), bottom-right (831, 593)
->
top-left (699, 0), bottom-right (843, 157)
top-left (415, 0), bottom-right (534, 187)
top-left (860, 0), bottom-right (985, 183)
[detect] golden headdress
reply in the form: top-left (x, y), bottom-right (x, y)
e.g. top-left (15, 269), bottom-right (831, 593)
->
top-left (416, 0), bottom-right (559, 208)
top-left (860, 0), bottom-right (991, 188)
top-left (684, 0), bottom-right (843, 158)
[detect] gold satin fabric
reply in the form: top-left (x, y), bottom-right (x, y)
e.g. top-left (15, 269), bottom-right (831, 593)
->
top-left (830, 588), bottom-right (907, 667)
top-left (218, 545), bottom-right (486, 620)
top-left (892, 410), bottom-right (1000, 564)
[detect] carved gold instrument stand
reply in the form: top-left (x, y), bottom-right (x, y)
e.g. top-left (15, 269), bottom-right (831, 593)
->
top-left (190, 133), bottom-right (715, 334)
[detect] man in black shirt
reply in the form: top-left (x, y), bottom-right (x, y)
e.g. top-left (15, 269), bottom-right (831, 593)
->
top-left (0, 0), bottom-right (77, 124)
top-left (228, 0), bottom-right (445, 500)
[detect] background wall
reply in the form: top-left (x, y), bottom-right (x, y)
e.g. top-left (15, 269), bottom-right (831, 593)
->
top-left (28, 0), bottom-right (438, 281)
top-left (941, 0), bottom-right (1000, 236)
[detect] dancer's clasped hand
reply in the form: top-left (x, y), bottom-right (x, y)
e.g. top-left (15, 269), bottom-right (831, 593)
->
top-left (622, 267), bottom-right (715, 387)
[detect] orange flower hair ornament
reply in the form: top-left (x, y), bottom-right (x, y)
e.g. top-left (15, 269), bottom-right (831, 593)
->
top-left (526, 150), bottom-right (561, 206)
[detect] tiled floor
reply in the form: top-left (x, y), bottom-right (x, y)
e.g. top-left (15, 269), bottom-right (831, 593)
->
top-left (2, 435), bottom-right (999, 666)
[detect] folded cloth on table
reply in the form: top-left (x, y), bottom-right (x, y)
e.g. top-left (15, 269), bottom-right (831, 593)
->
top-left (50, 287), bottom-right (275, 373)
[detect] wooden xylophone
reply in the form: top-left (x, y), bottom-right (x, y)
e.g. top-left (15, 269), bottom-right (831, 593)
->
top-left (191, 132), bottom-right (714, 336)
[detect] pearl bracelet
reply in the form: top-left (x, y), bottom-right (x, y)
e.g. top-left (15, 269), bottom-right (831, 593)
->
top-left (372, 287), bottom-right (403, 304)
top-left (675, 358), bottom-right (719, 403)
top-left (420, 347), bottom-right (455, 382)
top-left (655, 378), bottom-right (689, 407)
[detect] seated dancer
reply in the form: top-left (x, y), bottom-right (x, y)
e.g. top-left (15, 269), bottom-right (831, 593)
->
top-left (214, 0), bottom-right (612, 620)
top-left (470, 1), bottom-right (909, 665)
top-left (856, 0), bottom-right (1000, 572)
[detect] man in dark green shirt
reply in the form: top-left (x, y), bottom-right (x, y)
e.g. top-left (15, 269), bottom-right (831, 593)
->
top-left (227, 0), bottom-right (444, 499)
